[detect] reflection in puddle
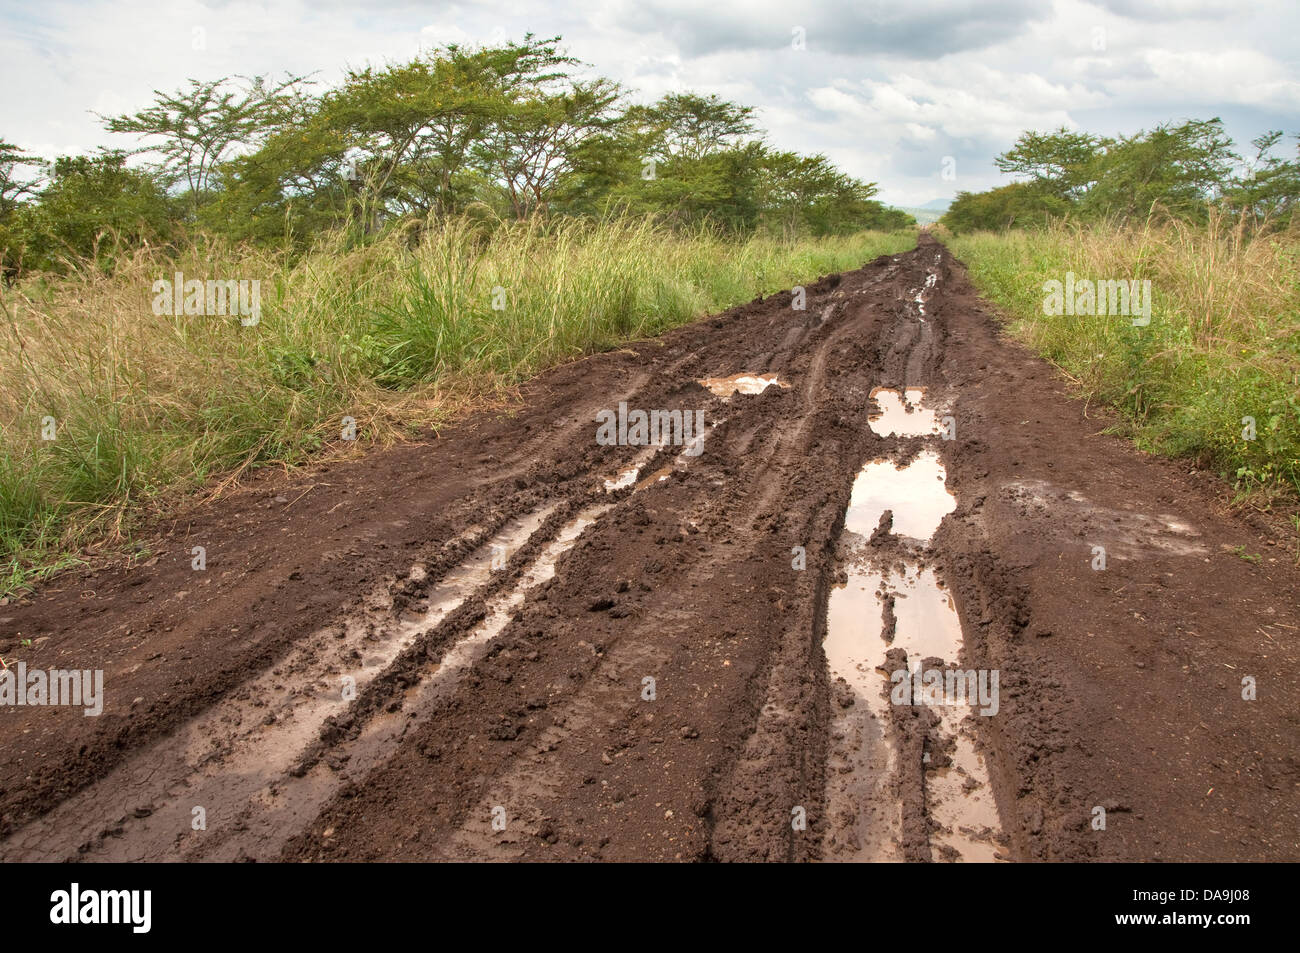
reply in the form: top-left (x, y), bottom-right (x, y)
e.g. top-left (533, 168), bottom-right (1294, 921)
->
top-left (603, 466), bottom-right (640, 491)
top-left (697, 372), bottom-right (788, 398)
top-left (843, 451), bottom-right (954, 540)
top-left (823, 434), bottom-right (1005, 862)
top-left (928, 719), bottom-right (1003, 862)
top-left (829, 564), bottom-right (962, 664)
top-left (890, 566), bottom-right (963, 662)
top-left (868, 387), bottom-right (941, 437)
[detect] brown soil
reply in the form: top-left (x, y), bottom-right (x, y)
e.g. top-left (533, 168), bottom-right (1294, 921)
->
top-left (1, 232), bottom-right (1296, 862)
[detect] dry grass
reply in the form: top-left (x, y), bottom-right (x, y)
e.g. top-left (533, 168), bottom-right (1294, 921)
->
top-left (945, 213), bottom-right (1300, 505)
top-left (0, 214), bottom-right (916, 590)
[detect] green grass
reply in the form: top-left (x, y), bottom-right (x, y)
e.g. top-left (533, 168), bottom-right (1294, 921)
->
top-left (943, 216), bottom-right (1300, 507)
top-left (0, 214), bottom-right (916, 591)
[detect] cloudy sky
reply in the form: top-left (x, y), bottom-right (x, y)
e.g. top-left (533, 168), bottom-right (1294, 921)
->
top-left (2, 0), bottom-right (1298, 207)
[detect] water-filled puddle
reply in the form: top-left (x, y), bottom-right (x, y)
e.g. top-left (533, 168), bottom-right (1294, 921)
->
top-left (828, 564), bottom-right (963, 665)
top-left (602, 435), bottom-right (705, 494)
top-left (868, 388), bottom-right (941, 438)
top-left (697, 373), bottom-right (788, 398)
top-left (928, 721), bottom-right (1003, 862)
top-left (913, 270), bottom-right (938, 318)
top-left (603, 466), bottom-right (640, 491)
top-left (221, 503), bottom-right (610, 859)
top-left (843, 452), bottom-right (954, 539)
top-left (823, 429), bottom-right (1005, 862)
top-left (638, 465), bottom-right (674, 488)
top-left (404, 506), bottom-right (609, 704)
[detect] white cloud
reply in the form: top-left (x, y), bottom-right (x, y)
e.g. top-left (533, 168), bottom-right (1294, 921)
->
top-left (2, 0), bottom-right (1297, 207)
top-left (1134, 49), bottom-right (1300, 108)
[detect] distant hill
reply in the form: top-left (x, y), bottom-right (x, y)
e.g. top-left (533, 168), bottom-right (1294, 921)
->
top-left (892, 206), bottom-right (943, 225)
top-left (888, 199), bottom-right (951, 225)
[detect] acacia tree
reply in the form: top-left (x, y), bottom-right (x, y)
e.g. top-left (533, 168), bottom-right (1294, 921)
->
top-left (474, 78), bottom-right (622, 218)
top-left (13, 151), bottom-right (174, 272)
top-left (1078, 119), bottom-right (1238, 222)
top-left (320, 55), bottom-right (492, 219)
top-left (953, 118), bottom-right (1255, 231)
top-left (760, 152), bottom-right (847, 239)
top-left (994, 128), bottom-right (1103, 201)
top-left (1223, 131), bottom-right (1300, 230)
top-left (554, 91), bottom-right (764, 229)
top-left (0, 138), bottom-right (41, 278)
top-left (102, 74), bottom-right (309, 216)
top-left (267, 35), bottom-right (589, 226)
top-left (0, 139), bottom-right (39, 219)
top-left (941, 182), bottom-right (1072, 233)
top-left (629, 93), bottom-right (757, 162)
top-left (25, 36), bottom-right (906, 253)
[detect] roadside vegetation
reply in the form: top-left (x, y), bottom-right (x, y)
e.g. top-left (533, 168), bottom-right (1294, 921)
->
top-left (940, 121), bottom-right (1300, 510)
top-left (0, 35), bottom-right (916, 592)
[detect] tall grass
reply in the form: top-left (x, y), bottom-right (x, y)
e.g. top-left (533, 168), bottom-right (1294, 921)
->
top-left (0, 214), bottom-right (915, 589)
top-left (944, 214), bottom-right (1300, 503)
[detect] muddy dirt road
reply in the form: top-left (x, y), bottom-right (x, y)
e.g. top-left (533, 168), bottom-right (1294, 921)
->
top-left (1, 233), bottom-right (1297, 862)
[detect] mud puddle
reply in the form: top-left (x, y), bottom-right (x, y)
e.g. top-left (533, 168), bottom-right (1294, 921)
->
top-left (831, 563), bottom-right (962, 663)
top-left (637, 465), bottom-right (674, 487)
top-left (927, 715), bottom-right (1003, 862)
top-left (390, 505), bottom-right (610, 712)
top-left (601, 412), bottom-right (723, 493)
top-left (601, 444), bottom-right (663, 492)
top-left (911, 264), bottom-right (940, 317)
top-left (697, 373), bottom-right (788, 398)
top-left (868, 388), bottom-right (942, 438)
top-left (604, 465), bottom-right (643, 492)
top-left (602, 453), bottom-right (681, 494)
top-left (823, 425), bottom-right (1005, 862)
top-left (843, 451), bottom-right (954, 539)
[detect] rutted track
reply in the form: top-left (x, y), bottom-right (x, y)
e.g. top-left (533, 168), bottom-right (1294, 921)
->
top-left (2, 234), bottom-right (1298, 861)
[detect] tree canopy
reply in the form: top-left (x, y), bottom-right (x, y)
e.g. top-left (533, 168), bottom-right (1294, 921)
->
top-left (1, 36), bottom-right (912, 276)
top-left (944, 118), bottom-right (1299, 233)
